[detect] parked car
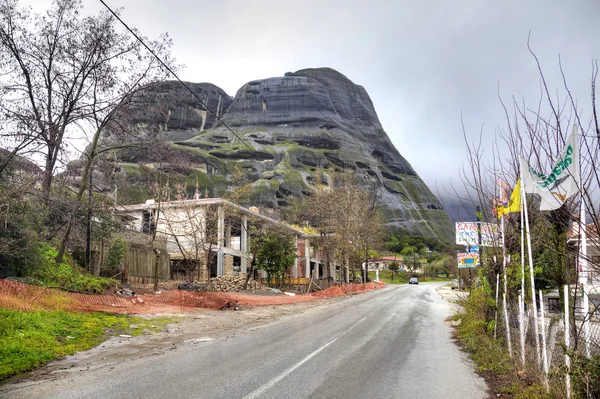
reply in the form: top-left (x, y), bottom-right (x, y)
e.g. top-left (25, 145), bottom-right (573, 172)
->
top-left (409, 277), bottom-right (419, 285)
top-left (451, 279), bottom-right (465, 290)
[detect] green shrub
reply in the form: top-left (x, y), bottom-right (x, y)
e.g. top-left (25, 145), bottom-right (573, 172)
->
top-left (34, 243), bottom-right (115, 293)
top-left (103, 238), bottom-right (127, 277)
top-left (570, 353), bottom-right (600, 398)
top-left (455, 288), bottom-right (512, 374)
top-left (0, 195), bottom-right (45, 277)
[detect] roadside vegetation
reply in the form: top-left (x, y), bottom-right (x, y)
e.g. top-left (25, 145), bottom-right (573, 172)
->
top-left (453, 51), bottom-right (600, 398)
top-left (0, 309), bottom-right (177, 381)
top-left (368, 270), bottom-right (408, 284)
top-left (367, 270), bottom-right (453, 284)
top-left (452, 283), bottom-right (554, 399)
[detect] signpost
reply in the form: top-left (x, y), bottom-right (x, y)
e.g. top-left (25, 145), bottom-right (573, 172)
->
top-left (457, 252), bottom-right (479, 268)
top-left (455, 221), bottom-right (495, 291)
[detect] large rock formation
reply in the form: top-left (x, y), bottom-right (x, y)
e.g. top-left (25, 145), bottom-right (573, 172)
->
top-left (94, 68), bottom-right (453, 241)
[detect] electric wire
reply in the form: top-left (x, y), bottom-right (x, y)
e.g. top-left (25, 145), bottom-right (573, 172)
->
top-left (99, 0), bottom-right (289, 182)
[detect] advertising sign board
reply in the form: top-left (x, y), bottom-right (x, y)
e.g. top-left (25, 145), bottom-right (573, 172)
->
top-left (455, 222), bottom-right (499, 247)
top-left (457, 252), bottom-right (479, 268)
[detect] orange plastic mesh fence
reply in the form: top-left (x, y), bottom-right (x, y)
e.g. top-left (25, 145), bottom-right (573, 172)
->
top-left (0, 279), bottom-right (384, 314)
top-left (0, 279), bottom-right (231, 314)
top-left (310, 285), bottom-right (346, 297)
top-left (311, 282), bottom-right (384, 298)
top-left (227, 292), bottom-right (317, 306)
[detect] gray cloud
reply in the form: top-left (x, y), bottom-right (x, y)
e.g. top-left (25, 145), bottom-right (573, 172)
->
top-left (28, 0), bottom-right (600, 201)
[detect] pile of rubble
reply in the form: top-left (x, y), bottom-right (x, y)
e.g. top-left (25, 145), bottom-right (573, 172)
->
top-left (210, 276), bottom-right (264, 292)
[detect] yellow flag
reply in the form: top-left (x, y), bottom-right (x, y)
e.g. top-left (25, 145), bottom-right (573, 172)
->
top-left (497, 179), bottom-right (522, 217)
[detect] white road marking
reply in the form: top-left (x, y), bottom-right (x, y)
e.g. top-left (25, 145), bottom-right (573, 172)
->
top-left (242, 316), bottom-right (368, 399)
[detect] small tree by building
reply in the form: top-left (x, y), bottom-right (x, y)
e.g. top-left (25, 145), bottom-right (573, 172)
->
top-left (253, 228), bottom-right (297, 284)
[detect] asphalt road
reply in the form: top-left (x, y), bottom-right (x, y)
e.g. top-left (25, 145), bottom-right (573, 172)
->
top-left (2, 283), bottom-right (487, 399)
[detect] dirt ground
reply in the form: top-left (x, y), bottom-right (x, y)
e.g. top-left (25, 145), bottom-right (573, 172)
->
top-left (4, 294), bottom-right (351, 386)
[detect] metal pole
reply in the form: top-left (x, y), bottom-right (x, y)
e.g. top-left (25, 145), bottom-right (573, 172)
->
top-left (519, 200), bottom-right (526, 369)
top-left (519, 294), bottom-right (525, 368)
top-left (503, 292), bottom-right (512, 357)
top-left (519, 200), bottom-right (525, 369)
top-left (501, 217), bottom-right (508, 304)
top-left (520, 204), bottom-right (525, 298)
top-left (564, 285), bottom-right (571, 399)
top-left (494, 272), bottom-right (499, 339)
top-left (501, 216), bottom-right (512, 357)
top-left (539, 290), bottom-right (549, 382)
top-left (85, 166), bottom-right (93, 273)
top-left (579, 198), bottom-right (591, 358)
top-left (522, 174), bottom-right (541, 366)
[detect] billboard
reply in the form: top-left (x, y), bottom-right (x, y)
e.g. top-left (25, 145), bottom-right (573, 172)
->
top-left (455, 222), bottom-right (499, 247)
top-left (457, 252), bottom-right (479, 268)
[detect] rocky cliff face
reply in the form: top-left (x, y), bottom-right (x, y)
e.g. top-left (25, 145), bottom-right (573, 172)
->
top-left (97, 68), bottom-right (453, 241)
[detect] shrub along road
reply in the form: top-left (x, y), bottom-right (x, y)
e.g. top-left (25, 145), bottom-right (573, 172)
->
top-left (1, 283), bottom-right (487, 399)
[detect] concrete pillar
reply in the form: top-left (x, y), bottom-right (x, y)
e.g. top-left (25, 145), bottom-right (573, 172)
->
top-left (225, 221), bottom-right (231, 248)
top-left (217, 206), bottom-right (224, 276)
top-left (304, 239), bottom-right (310, 278)
top-left (241, 216), bottom-right (248, 273)
top-left (293, 235), bottom-right (299, 278)
top-left (345, 253), bottom-right (350, 284)
top-left (330, 262), bottom-right (335, 280)
top-left (216, 250), bottom-right (224, 276)
top-left (314, 260), bottom-right (319, 279)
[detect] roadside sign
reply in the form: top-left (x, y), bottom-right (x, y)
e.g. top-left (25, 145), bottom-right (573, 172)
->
top-left (469, 245), bottom-right (479, 253)
top-left (455, 222), bottom-right (499, 247)
top-left (457, 252), bottom-right (479, 268)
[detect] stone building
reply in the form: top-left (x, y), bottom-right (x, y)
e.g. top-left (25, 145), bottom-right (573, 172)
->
top-left (116, 198), bottom-right (308, 282)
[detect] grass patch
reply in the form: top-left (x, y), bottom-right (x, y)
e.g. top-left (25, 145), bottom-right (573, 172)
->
top-left (419, 275), bottom-right (452, 282)
top-left (368, 270), bottom-right (452, 284)
top-left (368, 270), bottom-right (407, 284)
top-left (0, 308), bottom-right (177, 381)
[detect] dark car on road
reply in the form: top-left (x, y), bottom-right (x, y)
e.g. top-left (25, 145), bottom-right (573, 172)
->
top-left (409, 277), bottom-right (419, 285)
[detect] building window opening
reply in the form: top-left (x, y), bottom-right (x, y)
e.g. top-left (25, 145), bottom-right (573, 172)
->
top-left (142, 210), bottom-right (155, 234)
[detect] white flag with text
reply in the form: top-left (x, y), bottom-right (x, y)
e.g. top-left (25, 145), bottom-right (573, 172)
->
top-left (520, 127), bottom-right (580, 211)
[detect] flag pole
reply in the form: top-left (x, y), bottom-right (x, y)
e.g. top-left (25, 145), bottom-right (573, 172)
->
top-left (521, 168), bottom-right (541, 367)
top-left (501, 215), bottom-right (512, 357)
top-left (519, 201), bottom-right (526, 368)
top-left (579, 175), bottom-right (590, 359)
top-left (494, 270), bottom-right (499, 339)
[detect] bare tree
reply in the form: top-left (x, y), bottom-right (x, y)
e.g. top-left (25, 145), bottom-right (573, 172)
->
top-left (0, 0), bottom-right (173, 198)
top-left (302, 170), bottom-right (385, 283)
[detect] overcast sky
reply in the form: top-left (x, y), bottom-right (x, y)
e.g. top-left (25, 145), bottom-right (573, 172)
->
top-left (26, 0), bottom-right (600, 198)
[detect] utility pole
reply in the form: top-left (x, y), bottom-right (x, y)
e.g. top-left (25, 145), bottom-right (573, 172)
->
top-left (85, 166), bottom-right (93, 273)
top-left (475, 205), bottom-right (484, 293)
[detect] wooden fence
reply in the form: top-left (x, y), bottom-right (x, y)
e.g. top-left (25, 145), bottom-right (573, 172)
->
top-left (122, 245), bottom-right (170, 284)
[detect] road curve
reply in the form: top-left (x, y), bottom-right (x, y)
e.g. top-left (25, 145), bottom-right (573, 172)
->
top-left (2, 283), bottom-right (487, 399)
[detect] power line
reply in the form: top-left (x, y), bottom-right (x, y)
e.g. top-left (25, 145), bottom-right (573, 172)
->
top-left (99, 0), bottom-right (287, 181)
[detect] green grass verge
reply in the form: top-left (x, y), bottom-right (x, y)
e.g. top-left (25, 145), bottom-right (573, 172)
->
top-left (419, 276), bottom-right (453, 282)
top-left (0, 309), bottom-right (178, 381)
top-left (368, 270), bottom-right (407, 284)
top-left (367, 270), bottom-right (453, 284)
